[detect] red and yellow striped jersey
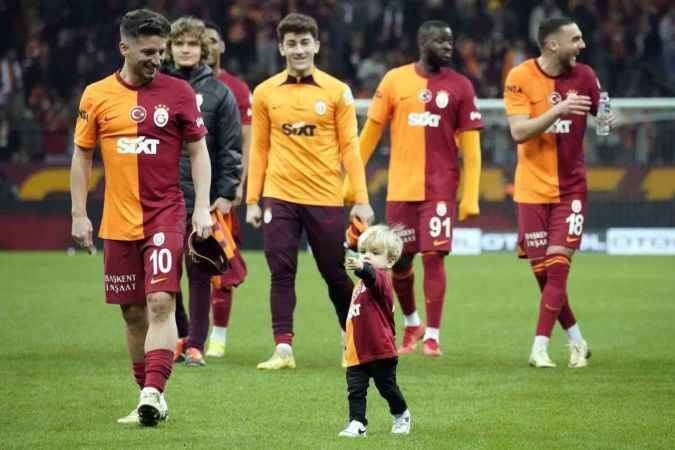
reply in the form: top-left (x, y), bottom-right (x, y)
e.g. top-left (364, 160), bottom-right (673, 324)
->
top-left (74, 72), bottom-right (206, 240)
top-left (247, 69), bottom-right (368, 206)
top-left (504, 59), bottom-right (601, 203)
top-left (368, 63), bottom-right (483, 201)
top-left (344, 268), bottom-right (397, 367)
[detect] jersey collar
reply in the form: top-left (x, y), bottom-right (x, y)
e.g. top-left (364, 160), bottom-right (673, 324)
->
top-left (280, 71), bottom-right (320, 87)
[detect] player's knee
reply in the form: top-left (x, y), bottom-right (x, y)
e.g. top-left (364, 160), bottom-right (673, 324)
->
top-left (546, 245), bottom-right (574, 258)
top-left (146, 292), bottom-right (175, 322)
top-left (121, 304), bottom-right (147, 330)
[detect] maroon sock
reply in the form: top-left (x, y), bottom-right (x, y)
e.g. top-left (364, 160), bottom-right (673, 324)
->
top-left (144, 349), bottom-right (173, 393)
top-left (212, 288), bottom-right (233, 328)
top-left (422, 253), bottom-right (446, 329)
top-left (274, 332), bottom-right (293, 346)
top-left (558, 297), bottom-right (577, 329)
top-left (132, 361), bottom-right (145, 390)
top-left (531, 259), bottom-right (576, 329)
top-left (530, 259), bottom-right (547, 292)
top-left (392, 266), bottom-right (417, 316)
top-left (535, 254), bottom-right (571, 337)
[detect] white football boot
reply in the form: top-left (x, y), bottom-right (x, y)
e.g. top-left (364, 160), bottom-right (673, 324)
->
top-left (118, 392), bottom-right (168, 424)
top-left (568, 340), bottom-right (591, 368)
top-left (528, 348), bottom-right (557, 368)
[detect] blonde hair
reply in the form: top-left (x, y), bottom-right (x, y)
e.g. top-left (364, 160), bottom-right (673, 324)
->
top-left (357, 224), bottom-right (404, 265)
top-left (167, 16), bottom-right (210, 65)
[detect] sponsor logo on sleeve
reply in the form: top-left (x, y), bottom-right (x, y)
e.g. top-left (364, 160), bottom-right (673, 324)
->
top-left (129, 106), bottom-right (147, 123)
top-left (343, 88), bottom-right (354, 105)
top-left (78, 110), bottom-right (89, 121)
top-left (470, 111), bottom-right (482, 121)
top-left (505, 85), bottom-right (522, 94)
top-left (195, 94), bottom-right (204, 112)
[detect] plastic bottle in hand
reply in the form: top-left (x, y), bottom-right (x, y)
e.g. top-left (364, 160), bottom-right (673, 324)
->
top-left (596, 91), bottom-right (611, 136)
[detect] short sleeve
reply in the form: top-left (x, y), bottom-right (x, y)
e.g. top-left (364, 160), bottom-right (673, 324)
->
top-left (176, 81), bottom-right (208, 142)
top-left (456, 78), bottom-right (483, 131)
top-left (367, 71), bottom-right (394, 124)
top-left (503, 68), bottom-right (531, 116)
top-left (74, 86), bottom-right (98, 149)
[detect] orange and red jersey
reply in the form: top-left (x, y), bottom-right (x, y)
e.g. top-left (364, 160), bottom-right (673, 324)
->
top-left (217, 69), bottom-right (252, 125)
top-left (247, 69), bottom-right (368, 206)
top-left (368, 63), bottom-right (483, 201)
top-left (344, 266), bottom-right (397, 367)
top-left (504, 59), bottom-right (601, 203)
top-left (74, 72), bottom-right (206, 241)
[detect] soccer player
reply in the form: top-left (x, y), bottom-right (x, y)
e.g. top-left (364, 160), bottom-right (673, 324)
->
top-left (70, 9), bottom-right (211, 425)
top-left (344, 20), bottom-right (483, 357)
top-left (164, 16), bottom-right (242, 367)
top-left (340, 225), bottom-right (411, 437)
top-left (246, 13), bottom-right (374, 370)
top-left (202, 20), bottom-right (252, 357)
top-left (503, 17), bottom-right (616, 368)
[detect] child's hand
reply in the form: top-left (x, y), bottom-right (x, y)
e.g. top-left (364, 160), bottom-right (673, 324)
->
top-left (345, 256), bottom-right (364, 271)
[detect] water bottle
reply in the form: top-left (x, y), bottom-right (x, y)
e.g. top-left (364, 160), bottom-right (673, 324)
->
top-left (596, 91), bottom-right (610, 136)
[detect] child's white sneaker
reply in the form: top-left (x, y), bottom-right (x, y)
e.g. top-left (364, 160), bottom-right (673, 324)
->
top-left (338, 420), bottom-right (367, 437)
top-left (391, 409), bottom-right (411, 434)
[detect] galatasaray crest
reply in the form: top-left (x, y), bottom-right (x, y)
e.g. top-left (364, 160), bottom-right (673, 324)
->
top-left (435, 90), bottom-right (449, 109)
top-left (153, 104), bottom-right (169, 128)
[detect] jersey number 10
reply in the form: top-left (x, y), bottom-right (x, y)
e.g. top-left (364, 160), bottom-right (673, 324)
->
top-left (150, 248), bottom-right (173, 275)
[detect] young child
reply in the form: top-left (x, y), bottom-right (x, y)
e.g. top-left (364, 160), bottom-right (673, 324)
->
top-left (339, 224), bottom-right (411, 437)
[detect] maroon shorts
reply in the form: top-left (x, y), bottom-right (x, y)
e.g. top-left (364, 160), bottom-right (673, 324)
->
top-left (386, 200), bottom-right (456, 254)
top-left (103, 231), bottom-right (184, 304)
top-left (517, 197), bottom-right (587, 259)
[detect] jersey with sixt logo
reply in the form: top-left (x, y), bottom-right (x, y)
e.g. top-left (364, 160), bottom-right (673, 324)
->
top-left (368, 63), bottom-right (484, 201)
top-left (281, 122), bottom-right (317, 136)
top-left (74, 72), bottom-right (206, 240)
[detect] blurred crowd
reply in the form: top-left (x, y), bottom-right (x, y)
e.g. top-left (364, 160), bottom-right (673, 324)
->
top-left (0, 0), bottom-right (674, 164)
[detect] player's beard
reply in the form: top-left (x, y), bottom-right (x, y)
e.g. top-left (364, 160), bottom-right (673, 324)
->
top-left (427, 49), bottom-right (452, 71)
top-left (559, 49), bottom-right (578, 72)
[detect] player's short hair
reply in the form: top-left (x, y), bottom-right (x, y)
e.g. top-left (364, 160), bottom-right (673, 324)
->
top-left (417, 20), bottom-right (451, 47)
top-left (358, 224), bottom-right (404, 265)
top-left (537, 16), bottom-right (576, 50)
top-left (167, 16), bottom-right (210, 65)
top-left (204, 20), bottom-right (223, 40)
top-left (276, 13), bottom-right (318, 42)
top-left (119, 9), bottom-right (170, 40)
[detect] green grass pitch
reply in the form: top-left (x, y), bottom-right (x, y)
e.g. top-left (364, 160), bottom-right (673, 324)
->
top-left (2, 251), bottom-right (675, 449)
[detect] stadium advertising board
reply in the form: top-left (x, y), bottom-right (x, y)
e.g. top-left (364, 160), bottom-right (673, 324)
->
top-left (452, 229), bottom-right (675, 255)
